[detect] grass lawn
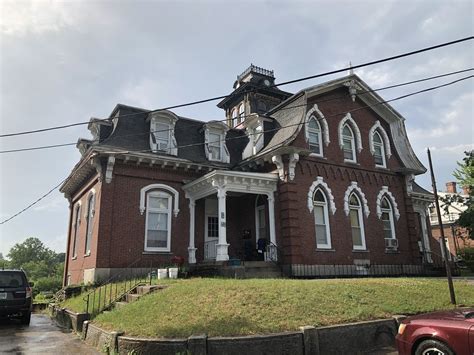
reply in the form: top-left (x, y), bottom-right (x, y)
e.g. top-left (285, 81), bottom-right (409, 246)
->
top-left (86, 278), bottom-right (474, 338)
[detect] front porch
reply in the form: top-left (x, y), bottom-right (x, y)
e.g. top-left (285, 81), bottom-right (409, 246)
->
top-left (183, 170), bottom-right (279, 264)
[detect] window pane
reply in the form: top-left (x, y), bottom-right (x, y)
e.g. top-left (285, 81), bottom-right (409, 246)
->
top-left (209, 145), bottom-right (221, 160)
top-left (147, 230), bottom-right (168, 248)
top-left (349, 194), bottom-right (360, 207)
top-left (314, 190), bottom-right (325, 202)
top-left (149, 197), bottom-right (168, 209)
top-left (381, 211), bottom-right (390, 221)
top-left (314, 205), bottom-right (325, 225)
top-left (373, 132), bottom-right (382, 143)
top-left (375, 154), bottom-right (384, 165)
top-left (343, 125), bottom-right (352, 137)
top-left (350, 209), bottom-right (360, 227)
top-left (155, 123), bottom-right (169, 139)
top-left (308, 118), bottom-right (319, 130)
top-left (207, 216), bottom-right (218, 238)
top-left (383, 228), bottom-right (393, 239)
top-left (147, 212), bottom-right (168, 231)
top-left (316, 225), bottom-right (327, 245)
top-left (352, 227), bottom-right (362, 247)
top-left (381, 198), bottom-right (390, 209)
top-left (343, 138), bottom-right (353, 160)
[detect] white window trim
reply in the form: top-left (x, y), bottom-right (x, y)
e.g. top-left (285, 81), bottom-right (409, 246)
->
top-left (307, 117), bottom-right (324, 157)
top-left (238, 104), bottom-right (245, 122)
top-left (349, 193), bottom-right (367, 250)
top-left (139, 184), bottom-right (180, 217)
top-left (84, 189), bottom-right (96, 255)
top-left (149, 111), bottom-right (178, 156)
top-left (204, 122), bottom-right (230, 163)
top-left (338, 113), bottom-right (362, 162)
top-left (342, 124), bottom-right (357, 163)
top-left (305, 104), bottom-right (330, 154)
top-left (381, 196), bottom-right (396, 240)
top-left (369, 121), bottom-right (391, 160)
top-left (255, 204), bottom-right (266, 242)
top-left (376, 186), bottom-right (400, 220)
top-left (72, 202), bottom-right (81, 258)
top-left (372, 131), bottom-right (387, 167)
top-left (231, 109), bottom-right (238, 128)
top-left (144, 191), bottom-right (172, 252)
top-left (307, 176), bottom-right (336, 215)
top-left (313, 188), bottom-right (332, 249)
top-left (343, 182), bottom-right (370, 218)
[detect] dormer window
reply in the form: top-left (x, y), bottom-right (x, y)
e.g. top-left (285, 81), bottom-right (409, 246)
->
top-left (308, 117), bottom-right (322, 156)
top-left (373, 131), bottom-right (385, 167)
top-left (369, 121), bottom-right (391, 168)
top-left (149, 111), bottom-right (178, 156)
top-left (342, 124), bottom-right (356, 162)
top-left (241, 114), bottom-right (267, 159)
top-left (204, 122), bottom-right (230, 163)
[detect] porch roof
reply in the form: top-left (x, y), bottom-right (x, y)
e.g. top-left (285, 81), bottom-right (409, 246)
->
top-left (183, 170), bottom-right (278, 200)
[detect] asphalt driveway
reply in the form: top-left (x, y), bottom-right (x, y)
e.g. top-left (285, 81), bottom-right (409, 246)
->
top-left (0, 313), bottom-right (99, 354)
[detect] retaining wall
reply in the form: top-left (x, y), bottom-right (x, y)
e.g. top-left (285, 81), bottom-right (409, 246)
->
top-left (80, 317), bottom-right (404, 355)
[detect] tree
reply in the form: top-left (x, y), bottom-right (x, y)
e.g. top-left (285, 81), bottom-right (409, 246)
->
top-left (441, 151), bottom-right (473, 240)
top-left (7, 237), bottom-right (56, 269)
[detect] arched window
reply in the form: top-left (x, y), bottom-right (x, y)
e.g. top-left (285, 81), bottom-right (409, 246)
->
top-left (145, 191), bottom-right (172, 252)
top-left (343, 124), bottom-right (356, 162)
top-left (71, 202), bottom-right (81, 259)
top-left (308, 117), bottom-right (323, 156)
top-left (349, 193), bottom-right (366, 250)
top-left (381, 196), bottom-right (396, 240)
top-left (231, 109), bottom-right (237, 127)
top-left (313, 189), bottom-right (331, 249)
top-left (84, 191), bottom-right (95, 255)
top-left (373, 131), bottom-right (386, 167)
top-left (238, 104), bottom-right (245, 123)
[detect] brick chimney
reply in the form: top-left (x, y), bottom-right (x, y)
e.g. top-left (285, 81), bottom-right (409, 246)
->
top-left (446, 181), bottom-right (457, 193)
top-left (462, 185), bottom-right (471, 195)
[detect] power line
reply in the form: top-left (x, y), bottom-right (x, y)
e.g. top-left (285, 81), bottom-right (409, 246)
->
top-left (1, 68), bottom-right (472, 154)
top-left (0, 36), bottom-right (472, 138)
top-left (1, 73), bottom-right (470, 225)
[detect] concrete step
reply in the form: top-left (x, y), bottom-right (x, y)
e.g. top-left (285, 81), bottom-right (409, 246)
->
top-left (125, 293), bottom-right (141, 303)
top-left (243, 261), bottom-right (274, 268)
top-left (114, 301), bottom-right (128, 309)
top-left (136, 285), bottom-right (166, 295)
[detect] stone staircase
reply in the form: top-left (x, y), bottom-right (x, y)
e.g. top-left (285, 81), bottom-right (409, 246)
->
top-left (242, 261), bottom-right (282, 278)
top-left (114, 284), bottom-right (167, 309)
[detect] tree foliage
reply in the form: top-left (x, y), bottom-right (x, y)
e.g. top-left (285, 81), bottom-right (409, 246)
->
top-left (440, 151), bottom-right (474, 240)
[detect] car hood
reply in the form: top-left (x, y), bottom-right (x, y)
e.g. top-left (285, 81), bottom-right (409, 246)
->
top-left (406, 308), bottom-right (474, 322)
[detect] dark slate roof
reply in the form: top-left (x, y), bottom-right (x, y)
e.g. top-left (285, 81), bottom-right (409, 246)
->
top-left (412, 182), bottom-right (433, 196)
top-left (85, 104), bottom-right (248, 166)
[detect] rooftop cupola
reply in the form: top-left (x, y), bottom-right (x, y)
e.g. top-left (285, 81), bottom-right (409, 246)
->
top-left (217, 64), bottom-right (292, 128)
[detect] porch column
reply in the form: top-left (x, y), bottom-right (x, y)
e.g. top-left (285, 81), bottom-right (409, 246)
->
top-left (187, 198), bottom-right (197, 264)
top-left (267, 193), bottom-right (277, 246)
top-left (216, 187), bottom-right (229, 261)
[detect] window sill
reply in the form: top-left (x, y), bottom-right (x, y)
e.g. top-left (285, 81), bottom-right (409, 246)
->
top-left (375, 165), bottom-right (389, 170)
top-left (71, 256), bottom-right (77, 260)
top-left (309, 153), bottom-right (326, 159)
top-left (344, 160), bottom-right (360, 166)
top-left (142, 251), bottom-right (172, 255)
top-left (84, 252), bottom-right (91, 257)
top-left (352, 249), bottom-right (369, 253)
top-left (315, 248), bottom-right (335, 252)
top-left (385, 249), bottom-right (400, 254)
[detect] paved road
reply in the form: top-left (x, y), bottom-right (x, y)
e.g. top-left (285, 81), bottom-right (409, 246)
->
top-left (0, 313), bottom-right (99, 354)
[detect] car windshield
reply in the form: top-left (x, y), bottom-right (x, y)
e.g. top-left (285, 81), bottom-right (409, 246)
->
top-left (0, 272), bottom-right (26, 288)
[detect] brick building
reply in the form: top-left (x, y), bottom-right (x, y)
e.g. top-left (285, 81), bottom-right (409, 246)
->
top-left (61, 65), bottom-right (439, 284)
top-left (429, 181), bottom-right (473, 260)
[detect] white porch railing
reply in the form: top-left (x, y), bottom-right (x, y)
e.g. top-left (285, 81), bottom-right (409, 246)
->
top-left (204, 240), bottom-right (218, 260)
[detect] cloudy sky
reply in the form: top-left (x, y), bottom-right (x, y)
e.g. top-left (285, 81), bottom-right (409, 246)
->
top-left (0, 0), bottom-right (472, 256)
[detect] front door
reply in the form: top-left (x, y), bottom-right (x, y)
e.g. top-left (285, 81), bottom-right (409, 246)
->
top-left (204, 198), bottom-right (218, 260)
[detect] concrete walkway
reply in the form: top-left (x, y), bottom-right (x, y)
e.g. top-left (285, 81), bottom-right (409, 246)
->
top-left (0, 313), bottom-right (99, 354)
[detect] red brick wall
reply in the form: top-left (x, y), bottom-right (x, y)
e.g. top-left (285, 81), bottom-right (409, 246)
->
top-left (431, 224), bottom-right (474, 258)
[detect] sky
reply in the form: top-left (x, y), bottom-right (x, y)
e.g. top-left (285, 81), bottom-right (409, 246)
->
top-left (0, 0), bottom-right (473, 256)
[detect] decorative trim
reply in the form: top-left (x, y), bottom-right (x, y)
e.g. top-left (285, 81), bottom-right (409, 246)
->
top-left (84, 189), bottom-right (96, 218)
top-left (307, 177), bottom-right (336, 215)
top-left (149, 111), bottom-right (178, 156)
top-left (105, 156), bottom-right (115, 184)
top-left (139, 184), bottom-right (180, 217)
top-left (343, 79), bottom-right (362, 102)
top-left (343, 182), bottom-right (370, 218)
top-left (305, 104), bottom-right (330, 146)
top-left (272, 155), bottom-right (284, 181)
top-left (338, 113), bottom-right (362, 153)
top-left (376, 186), bottom-right (400, 220)
top-left (288, 153), bottom-right (299, 181)
top-left (203, 121), bottom-right (230, 163)
top-left (369, 121), bottom-right (391, 159)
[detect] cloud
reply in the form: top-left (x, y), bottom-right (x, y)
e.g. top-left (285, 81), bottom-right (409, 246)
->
top-left (32, 196), bottom-right (66, 212)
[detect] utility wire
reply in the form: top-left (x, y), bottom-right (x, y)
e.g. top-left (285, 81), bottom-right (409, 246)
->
top-left (0, 36), bottom-right (472, 138)
top-left (1, 73), bottom-right (470, 225)
top-left (1, 68), bottom-right (472, 154)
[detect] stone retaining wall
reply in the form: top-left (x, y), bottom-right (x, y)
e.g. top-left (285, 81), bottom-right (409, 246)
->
top-left (80, 317), bottom-right (404, 355)
top-left (50, 305), bottom-right (90, 333)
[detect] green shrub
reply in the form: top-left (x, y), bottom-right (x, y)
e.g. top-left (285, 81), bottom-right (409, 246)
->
top-left (458, 247), bottom-right (474, 272)
top-left (33, 277), bottom-right (62, 296)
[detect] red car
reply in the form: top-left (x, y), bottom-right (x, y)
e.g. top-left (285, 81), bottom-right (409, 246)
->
top-left (396, 308), bottom-right (474, 355)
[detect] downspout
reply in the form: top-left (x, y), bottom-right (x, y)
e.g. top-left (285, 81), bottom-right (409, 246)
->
top-left (63, 199), bottom-right (73, 287)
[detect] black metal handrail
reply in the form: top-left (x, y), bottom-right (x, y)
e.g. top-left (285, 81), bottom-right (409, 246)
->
top-left (83, 259), bottom-right (155, 317)
top-left (265, 241), bottom-right (284, 275)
